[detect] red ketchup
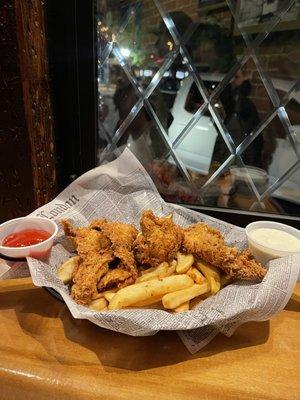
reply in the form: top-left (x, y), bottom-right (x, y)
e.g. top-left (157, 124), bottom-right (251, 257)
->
top-left (2, 229), bottom-right (51, 248)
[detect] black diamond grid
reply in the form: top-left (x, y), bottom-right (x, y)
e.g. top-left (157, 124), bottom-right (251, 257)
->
top-left (97, 0), bottom-right (300, 210)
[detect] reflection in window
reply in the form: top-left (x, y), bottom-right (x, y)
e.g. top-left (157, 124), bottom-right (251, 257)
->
top-left (96, 0), bottom-right (300, 217)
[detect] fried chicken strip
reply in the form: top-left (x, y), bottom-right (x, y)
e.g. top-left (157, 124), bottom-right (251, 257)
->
top-left (74, 227), bottom-right (111, 256)
top-left (61, 219), bottom-right (111, 254)
top-left (71, 251), bottom-right (113, 305)
top-left (61, 219), bottom-right (139, 301)
top-left (97, 269), bottom-right (135, 292)
top-left (224, 250), bottom-right (267, 280)
top-left (90, 220), bottom-right (138, 282)
top-left (134, 210), bottom-right (182, 267)
top-left (183, 223), bottom-right (266, 280)
top-left (61, 219), bottom-right (76, 237)
top-left (89, 220), bottom-right (138, 250)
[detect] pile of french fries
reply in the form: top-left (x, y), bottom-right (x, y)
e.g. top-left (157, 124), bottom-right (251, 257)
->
top-left (57, 252), bottom-right (227, 313)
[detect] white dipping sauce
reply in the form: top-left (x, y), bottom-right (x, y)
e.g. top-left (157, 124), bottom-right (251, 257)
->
top-left (249, 228), bottom-right (300, 252)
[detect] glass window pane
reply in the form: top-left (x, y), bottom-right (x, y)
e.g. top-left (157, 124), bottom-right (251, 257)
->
top-left (95, 0), bottom-right (300, 217)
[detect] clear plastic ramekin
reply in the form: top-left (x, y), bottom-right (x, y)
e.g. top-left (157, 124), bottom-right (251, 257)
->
top-left (245, 220), bottom-right (300, 265)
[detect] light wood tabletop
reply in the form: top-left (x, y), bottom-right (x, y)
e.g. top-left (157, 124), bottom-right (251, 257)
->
top-left (0, 283), bottom-right (299, 400)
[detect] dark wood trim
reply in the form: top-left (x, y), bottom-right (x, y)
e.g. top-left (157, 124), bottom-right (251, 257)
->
top-left (44, 0), bottom-right (97, 191)
top-left (0, 0), bottom-right (35, 222)
top-left (14, 0), bottom-right (56, 207)
top-left (75, 0), bottom-right (97, 175)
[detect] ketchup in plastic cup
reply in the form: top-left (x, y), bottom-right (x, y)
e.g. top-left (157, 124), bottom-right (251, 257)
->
top-left (3, 229), bottom-right (51, 247)
top-left (0, 217), bottom-right (58, 260)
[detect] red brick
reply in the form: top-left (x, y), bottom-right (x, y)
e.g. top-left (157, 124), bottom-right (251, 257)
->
top-left (142, 5), bottom-right (155, 15)
top-left (180, 5), bottom-right (198, 18)
top-left (255, 85), bottom-right (269, 98)
top-left (251, 98), bottom-right (273, 115)
top-left (176, 0), bottom-right (189, 9)
top-left (143, 15), bottom-right (160, 27)
top-left (244, 58), bottom-right (256, 70)
top-left (285, 101), bottom-right (300, 125)
top-left (189, 12), bottom-right (198, 21)
top-left (162, 0), bottom-right (177, 5)
top-left (258, 55), bottom-right (270, 69)
top-left (143, 0), bottom-right (155, 8)
top-left (268, 55), bottom-right (284, 68)
top-left (257, 44), bottom-right (283, 55)
top-left (282, 43), bottom-right (300, 53)
top-left (163, 0), bottom-right (178, 12)
top-left (250, 71), bottom-right (262, 85)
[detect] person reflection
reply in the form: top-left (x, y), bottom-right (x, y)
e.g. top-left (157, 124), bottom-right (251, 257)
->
top-left (188, 23), bottom-right (263, 168)
top-left (110, 15), bottom-right (264, 205)
top-left (114, 11), bottom-right (192, 160)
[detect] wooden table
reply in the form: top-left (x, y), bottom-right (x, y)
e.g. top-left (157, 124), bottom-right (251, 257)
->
top-left (0, 283), bottom-right (299, 400)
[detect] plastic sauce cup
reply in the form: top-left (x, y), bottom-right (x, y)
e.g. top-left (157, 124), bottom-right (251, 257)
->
top-left (245, 221), bottom-right (300, 265)
top-left (0, 217), bottom-right (58, 260)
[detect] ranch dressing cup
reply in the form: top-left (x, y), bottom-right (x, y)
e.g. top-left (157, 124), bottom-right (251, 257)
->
top-left (245, 221), bottom-right (300, 265)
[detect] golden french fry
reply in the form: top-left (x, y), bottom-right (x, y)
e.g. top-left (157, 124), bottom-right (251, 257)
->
top-left (133, 295), bottom-right (163, 307)
top-left (165, 213), bottom-right (173, 220)
top-left (136, 262), bottom-right (169, 282)
top-left (168, 260), bottom-right (177, 274)
top-left (174, 301), bottom-right (189, 313)
top-left (89, 297), bottom-right (108, 311)
top-left (210, 277), bottom-right (220, 294)
top-left (140, 261), bottom-right (169, 276)
top-left (186, 267), bottom-right (206, 284)
top-left (103, 291), bottom-right (116, 302)
top-left (162, 282), bottom-right (210, 309)
top-left (130, 262), bottom-right (177, 305)
top-left (140, 261), bottom-right (176, 283)
top-left (108, 275), bottom-right (194, 310)
top-left (196, 260), bottom-right (219, 279)
top-left (57, 256), bottom-right (80, 284)
top-left (176, 252), bottom-right (194, 273)
top-left (196, 261), bottom-right (221, 294)
top-left (161, 260), bottom-right (177, 278)
top-left (140, 266), bottom-right (155, 275)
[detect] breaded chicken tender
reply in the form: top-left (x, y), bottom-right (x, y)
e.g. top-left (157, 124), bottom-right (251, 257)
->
top-left (71, 251), bottom-right (113, 305)
top-left (183, 223), bottom-right (238, 266)
top-left (74, 227), bottom-right (111, 255)
top-left (183, 223), bottom-right (266, 280)
top-left (61, 219), bottom-right (138, 304)
top-left (61, 212), bottom-right (266, 307)
top-left (61, 219), bottom-right (76, 237)
top-left (134, 210), bottom-right (182, 267)
top-left (97, 268), bottom-right (135, 292)
top-left (90, 220), bottom-right (138, 250)
top-left (224, 250), bottom-right (267, 280)
top-left (90, 219), bottom-right (138, 273)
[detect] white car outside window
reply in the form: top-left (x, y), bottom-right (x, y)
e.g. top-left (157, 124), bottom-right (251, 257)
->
top-left (168, 74), bottom-right (300, 204)
top-left (168, 75), bottom-right (218, 175)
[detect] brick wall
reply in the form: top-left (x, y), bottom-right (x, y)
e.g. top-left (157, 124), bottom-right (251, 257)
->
top-left (141, 0), bottom-right (198, 48)
top-left (138, 0), bottom-right (299, 162)
top-left (245, 38), bottom-right (300, 145)
top-left (140, 2), bottom-right (299, 120)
